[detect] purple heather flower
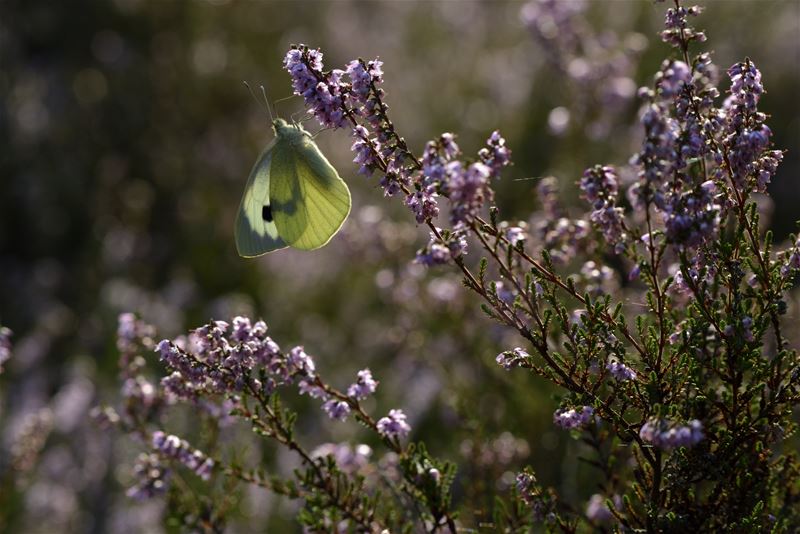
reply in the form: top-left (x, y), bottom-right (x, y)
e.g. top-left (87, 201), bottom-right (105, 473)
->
top-left (479, 130), bottom-right (512, 177)
top-left (580, 165), bottom-right (627, 252)
top-left (496, 348), bottom-right (530, 370)
top-left (156, 339), bottom-right (181, 367)
top-left (127, 453), bottom-right (170, 500)
top-left (344, 58), bottom-right (384, 127)
top-left (446, 161), bottom-right (493, 224)
top-left (283, 46), bottom-right (347, 129)
top-left (656, 60), bottom-right (691, 98)
top-left (287, 346), bottom-right (316, 377)
top-left (152, 431), bottom-right (214, 480)
top-left (606, 359), bottom-right (637, 382)
top-left (448, 224), bottom-right (469, 257)
top-left (346, 60), bottom-right (372, 101)
top-left (661, 5), bottom-right (706, 47)
top-left (377, 409), bottom-right (411, 439)
top-left (298, 377), bottom-right (328, 399)
top-left (506, 226), bottom-right (527, 246)
top-left (0, 326), bottom-right (11, 374)
top-left (721, 60), bottom-right (783, 192)
top-left (631, 103), bottom-right (678, 201)
top-left (322, 399), bottom-right (351, 421)
top-left (351, 125), bottom-right (380, 177)
top-left (515, 471), bottom-right (538, 507)
top-left (415, 227), bottom-right (467, 266)
top-left (231, 315), bottom-right (253, 342)
top-left (728, 60), bottom-right (763, 113)
top-left (639, 418), bottom-right (704, 450)
top-left (347, 368), bottom-right (378, 400)
top-left (663, 180), bottom-right (721, 248)
top-left (415, 243), bottom-right (451, 267)
top-left (441, 133), bottom-right (460, 159)
top-left (405, 186), bottom-right (440, 223)
top-left (580, 165), bottom-right (618, 207)
top-left (553, 406), bottom-right (594, 429)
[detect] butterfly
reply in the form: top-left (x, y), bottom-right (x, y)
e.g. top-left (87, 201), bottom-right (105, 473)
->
top-left (235, 118), bottom-right (352, 257)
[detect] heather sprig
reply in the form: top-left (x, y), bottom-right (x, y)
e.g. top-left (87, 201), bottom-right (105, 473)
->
top-left (105, 314), bottom-right (458, 532)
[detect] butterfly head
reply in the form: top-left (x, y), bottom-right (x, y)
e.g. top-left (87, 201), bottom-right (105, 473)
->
top-left (272, 118), bottom-right (290, 131)
top-left (273, 118), bottom-right (310, 141)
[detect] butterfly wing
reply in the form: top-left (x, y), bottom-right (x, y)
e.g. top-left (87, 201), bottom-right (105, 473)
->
top-left (270, 135), bottom-right (352, 251)
top-left (234, 141), bottom-right (289, 257)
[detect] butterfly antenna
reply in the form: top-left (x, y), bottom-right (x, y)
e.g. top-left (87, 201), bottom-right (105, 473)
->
top-left (259, 85), bottom-right (275, 122)
top-left (243, 81), bottom-right (273, 121)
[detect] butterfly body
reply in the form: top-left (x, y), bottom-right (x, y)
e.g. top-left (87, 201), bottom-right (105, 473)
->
top-left (235, 119), bottom-right (352, 257)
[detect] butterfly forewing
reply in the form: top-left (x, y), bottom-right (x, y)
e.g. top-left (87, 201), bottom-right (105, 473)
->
top-left (271, 134), bottom-right (351, 250)
top-left (234, 142), bottom-right (288, 257)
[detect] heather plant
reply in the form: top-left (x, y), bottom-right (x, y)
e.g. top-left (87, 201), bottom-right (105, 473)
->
top-left (92, 0), bottom-right (800, 532)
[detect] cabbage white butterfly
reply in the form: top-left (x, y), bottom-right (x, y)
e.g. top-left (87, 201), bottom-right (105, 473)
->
top-left (235, 117), bottom-right (352, 257)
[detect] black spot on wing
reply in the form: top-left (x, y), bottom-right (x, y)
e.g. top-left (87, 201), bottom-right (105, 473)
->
top-left (262, 205), bottom-right (273, 222)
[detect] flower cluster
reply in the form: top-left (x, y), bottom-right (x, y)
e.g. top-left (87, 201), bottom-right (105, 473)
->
top-left (723, 59), bottom-right (784, 193)
top-left (127, 453), bottom-right (170, 500)
top-left (376, 409), bottom-right (411, 439)
top-left (639, 418), bottom-right (704, 450)
top-left (580, 165), bottom-right (626, 251)
top-left (663, 179), bottom-right (721, 248)
top-left (347, 369), bottom-right (378, 400)
top-left (553, 406), bottom-right (594, 430)
top-left (283, 47), bottom-right (347, 129)
top-left (152, 431), bottom-right (213, 480)
top-left (479, 131), bottom-right (512, 177)
top-left (346, 58), bottom-right (384, 125)
top-left (0, 325), bottom-right (11, 374)
top-left (155, 318), bottom-right (390, 426)
top-left (419, 131), bottom-right (510, 225)
top-left (660, 4), bottom-right (706, 47)
top-left (606, 359), bottom-right (637, 382)
top-left (415, 226), bottom-right (468, 267)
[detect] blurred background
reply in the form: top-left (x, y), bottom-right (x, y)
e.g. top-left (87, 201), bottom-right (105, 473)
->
top-left (1, 0), bottom-right (798, 531)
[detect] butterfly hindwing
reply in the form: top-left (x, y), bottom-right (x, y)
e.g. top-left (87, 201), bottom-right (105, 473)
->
top-left (270, 132), bottom-right (352, 251)
top-left (234, 142), bottom-right (288, 257)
